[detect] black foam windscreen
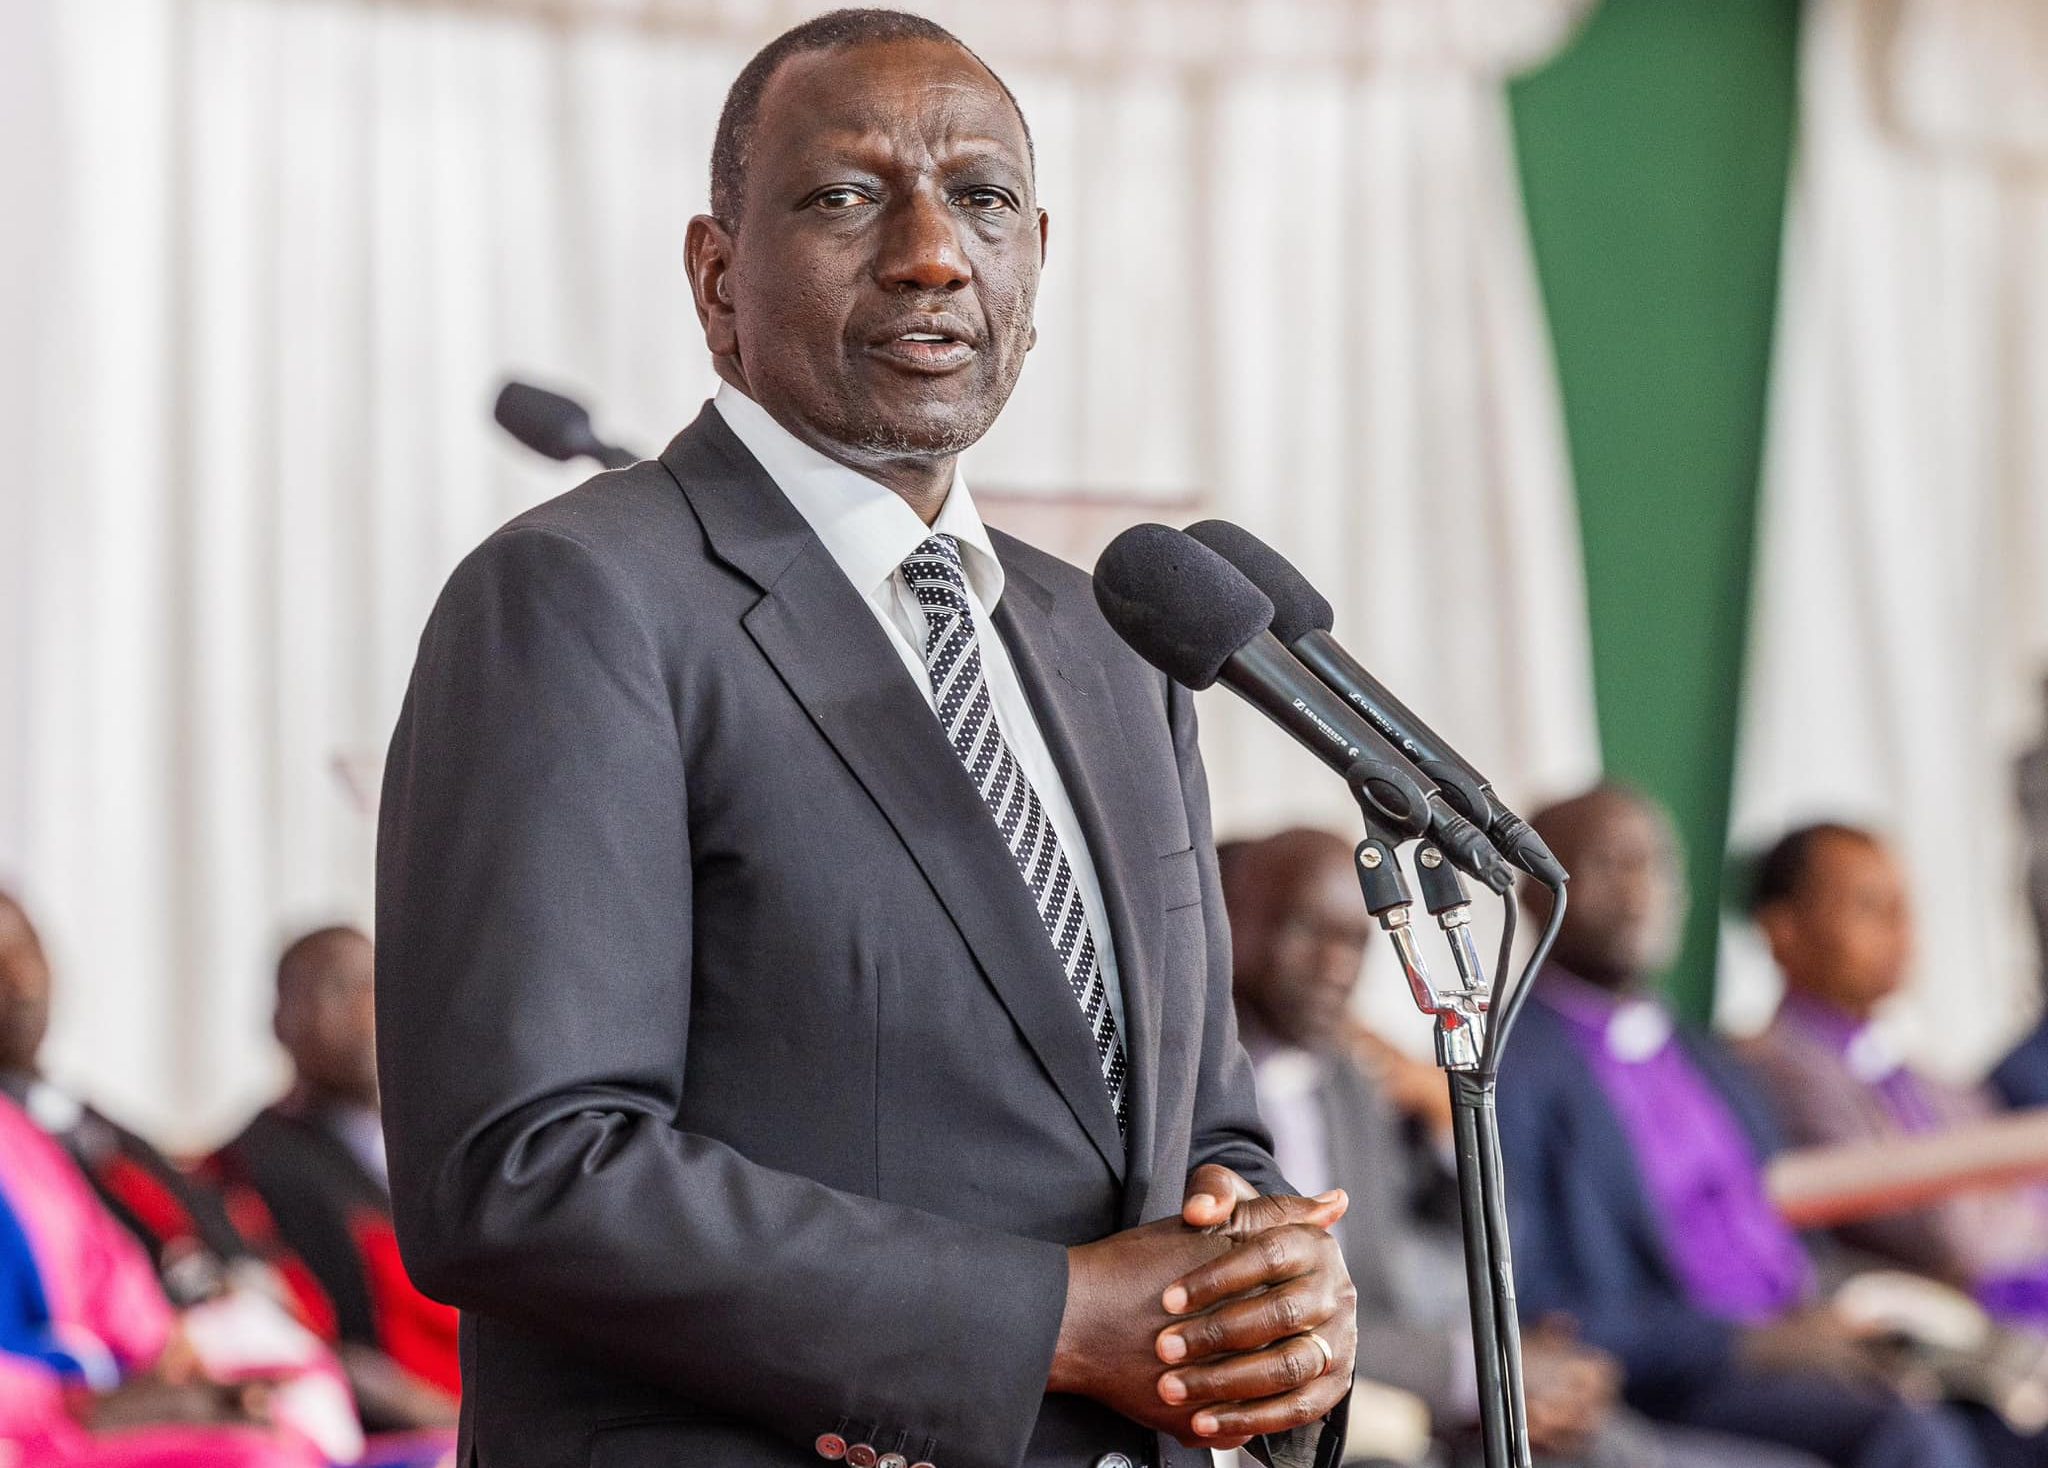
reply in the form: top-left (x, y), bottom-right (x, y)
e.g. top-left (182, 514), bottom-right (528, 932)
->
top-left (494, 380), bottom-right (602, 462)
top-left (1184, 520), bottom-right (1334, 646)
top-left (1092, 524), bottom-right (1274, 691)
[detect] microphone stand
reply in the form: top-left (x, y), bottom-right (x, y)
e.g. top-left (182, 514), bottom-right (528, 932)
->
top-left (1347, 787), bottom-right (1530, 1468)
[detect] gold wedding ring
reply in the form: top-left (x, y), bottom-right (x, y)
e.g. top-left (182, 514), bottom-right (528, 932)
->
top-left (1302, 1330), bottom-right (1335, 1378)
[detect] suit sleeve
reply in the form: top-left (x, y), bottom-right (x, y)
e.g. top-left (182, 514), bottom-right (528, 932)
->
top-left (376, 526), bottom-right (1068, 1468)
top-left (1168, 679), bottom-right (1289, 1198)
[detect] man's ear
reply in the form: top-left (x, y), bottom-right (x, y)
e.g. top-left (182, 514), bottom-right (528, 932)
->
top-left (686, 215), bottom-right (740, 358)
top-left (1754, 903), bottom-right (1797, 970)
top-left (1028, 208), bottom-right (1050, 351)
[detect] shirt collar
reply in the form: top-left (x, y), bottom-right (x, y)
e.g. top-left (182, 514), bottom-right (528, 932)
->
top-left (1776, 990), bottom-right (1902, 1082)
top-left (1541, 966), bottom-right (1675, 1064)
top-left (712, 382), bottom-right (1004, 610)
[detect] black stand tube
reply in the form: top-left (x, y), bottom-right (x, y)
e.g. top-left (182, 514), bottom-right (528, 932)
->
top-left (1449, 1072), bottom-right (1531, 1465)
top-left (1461, 1072), bottom-right (1531, 1468)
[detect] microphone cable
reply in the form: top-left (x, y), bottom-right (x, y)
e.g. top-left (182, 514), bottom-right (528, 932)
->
top-left (1480, 878), bottom-right (1566, 1080)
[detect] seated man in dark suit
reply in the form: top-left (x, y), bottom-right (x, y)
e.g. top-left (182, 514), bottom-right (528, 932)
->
top-left (1497, 784), bottom-right (1983, 1468)
top-left (1743, 823), bottom-right (2048, 1317)
top-left (1223, 828), bottom-right (1823, 1468)
top-left (210, 927), bottom-right (458, 1434)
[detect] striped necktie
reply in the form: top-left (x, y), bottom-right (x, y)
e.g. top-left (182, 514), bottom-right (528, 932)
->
top-left (900, 534), bottom-right (1129, 1134)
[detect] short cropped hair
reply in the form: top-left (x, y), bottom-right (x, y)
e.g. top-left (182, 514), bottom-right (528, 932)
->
top-left (277, 924), bottom-right (369, 995)
top-left (709, 8), bottom-right (1034, 227)
top-left (1747, 822), bottom-right (1878, 914)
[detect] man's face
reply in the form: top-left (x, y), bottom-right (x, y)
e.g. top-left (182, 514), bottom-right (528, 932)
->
top-left (0, 901), bottom-right (51, 1073)
top-left (695, 39), bottom-right (1045, 469)
top-left (1243, 849), bottom-right (1373, 1051)
top-left (1762, 834), bottom-right (1912, 1016)
top-left (277, 933), bottom-right (379, 1107)
top-left (1547, 793), bottom-right (1686, 990)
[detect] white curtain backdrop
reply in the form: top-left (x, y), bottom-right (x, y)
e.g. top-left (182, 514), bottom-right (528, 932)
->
top-left (1722, 0), bottom-right (2048, 1077)
top-left (1, 0), bottom-right (1598, 1144)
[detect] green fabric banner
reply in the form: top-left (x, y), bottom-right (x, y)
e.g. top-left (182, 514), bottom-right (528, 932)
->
top-left (1509, 0), bottom-right (1801, 1019)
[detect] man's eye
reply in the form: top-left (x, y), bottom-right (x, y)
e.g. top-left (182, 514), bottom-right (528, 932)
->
top-left (956, 188), bottom-right (1014, 211)
top-left (812, 187), bottom-right (871, 210)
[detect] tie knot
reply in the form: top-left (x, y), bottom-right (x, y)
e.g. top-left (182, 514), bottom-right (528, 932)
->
top-left (902, 534), bottom-right (971, 615)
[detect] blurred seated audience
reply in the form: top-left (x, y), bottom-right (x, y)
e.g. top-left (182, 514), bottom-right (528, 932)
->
top-left (2, 893), bottom-right (451, 1437)
top-left (0, 893), bottom-right (259, 1308)
top-left (1221, 827), bottom-right (1820, 1468)
top-left (0, 1087), bottom-right (351, 1467)
top-left (208, 927), bottom-right (460, 1425)
top-left (1742, 823), bottom-right (2048, 1318)
top-left (1497, 783), bottom-right (1989, 1468)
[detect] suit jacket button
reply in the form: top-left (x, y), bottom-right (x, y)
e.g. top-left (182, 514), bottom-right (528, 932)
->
top-left (1093, 1456), bottom-right (1136, 1468)
top-left (814, 1435), bottom-right (848, 1461)
top-left (877, 1456), bottom-right (908, 1468)
top-left (846, 1446), bottom-right (880, 1468)
top-left (910, 1462), bottom-right (937, 1468)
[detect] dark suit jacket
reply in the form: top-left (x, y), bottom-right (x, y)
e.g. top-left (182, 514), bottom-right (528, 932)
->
top-left (376, 405), bottom-right (1321, 1468)
top-left (1992, 1022), bottom-right (2048, 1110)
top-left (1494, 992), bottom-right (1796, 1413)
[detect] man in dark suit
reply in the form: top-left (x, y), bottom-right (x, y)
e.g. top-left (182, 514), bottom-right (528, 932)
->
top-left (211, 926), bottom-right (461, 1430)
top-left (375, 10), bottom-right (1355, 1468)
top-left (1496, 785), bottom-right (1981, 1468)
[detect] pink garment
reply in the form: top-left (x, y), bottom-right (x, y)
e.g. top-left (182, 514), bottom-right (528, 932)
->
top-left (0, 1100), bottom-right (327, 1467)
top-left (0, 1330), bottom-right (313, 1467)
top-left (0, 1098), bottom-right (172, 1376)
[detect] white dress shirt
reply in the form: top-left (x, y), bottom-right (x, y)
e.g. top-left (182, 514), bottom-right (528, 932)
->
top-left (712, 384), bottom-right (1127, 1036)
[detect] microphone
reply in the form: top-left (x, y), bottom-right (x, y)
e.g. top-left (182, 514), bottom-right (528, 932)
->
top-left (1184, 519), bottom-right (1567, 889)
top-left (1092, 525), bottom-right (1512, 894)
top-left (493, 380), bottom-right (639, 470)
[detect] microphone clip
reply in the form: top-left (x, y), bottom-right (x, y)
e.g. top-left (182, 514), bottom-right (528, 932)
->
top-left (1353, 838), bottom-right (1489, 1071)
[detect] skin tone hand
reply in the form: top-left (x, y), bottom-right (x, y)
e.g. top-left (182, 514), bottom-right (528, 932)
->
top-left (1344, 1021), bottom-right (1453, 1143)
top-left (1050, 1187), bottom-right (1348, 1446)
top-left (1738, 1306), bottom-right (1901, 1392)
top-left (1156, 1165), bottom-right (1359, 1446)
top-left (80, 1326), bottom-right (273, 1433)
top-left (1520, 1320), bottom-right (1619, 1457)
top-left (83, 1377), bottom-right (272, 1432)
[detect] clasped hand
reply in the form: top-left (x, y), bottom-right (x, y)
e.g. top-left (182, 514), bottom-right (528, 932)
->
top-left (1050, 1164), bottom-right (1358, 1450)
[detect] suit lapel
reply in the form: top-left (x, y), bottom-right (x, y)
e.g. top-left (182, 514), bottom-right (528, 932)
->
top-left (659, 410), bottom-right (1126, 1180)
top-left (992, 547), bottom-right (1165, 1211)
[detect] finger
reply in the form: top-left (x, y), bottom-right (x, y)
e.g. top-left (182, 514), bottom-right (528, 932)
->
top-left (1163, 1224), bottom-right (1340, 1316)
top-left (1160, 1276), bottom-right (1344, 1363)
top-left (1176, 1431), bottom-right (1254, 1452)
top-left (1160, 1333), bottom-right (1338, 1406)
top-left (1210, 1189), bottom-right (1348, 1241)
top-left (1181, 1164), bottom-right (1259, 1228)
top-left (1188, 1379), bottom-right (1345, 1440)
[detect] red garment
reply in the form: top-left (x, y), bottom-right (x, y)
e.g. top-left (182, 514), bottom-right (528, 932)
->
top-left (0, 1100), bottom-right (328, 1468)
top-left (210, 1103), bottom-right (459, 1396)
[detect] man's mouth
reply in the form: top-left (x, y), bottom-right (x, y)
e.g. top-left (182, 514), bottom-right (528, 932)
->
top-left (865, 320), bottom-right (979, 373)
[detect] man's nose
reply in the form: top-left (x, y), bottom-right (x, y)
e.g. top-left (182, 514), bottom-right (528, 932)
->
top-left (875, 190), bottom-right (971, 292)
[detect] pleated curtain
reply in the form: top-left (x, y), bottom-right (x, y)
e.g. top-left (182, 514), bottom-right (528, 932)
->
top-left (0, 0), bottom-right (1598, 1142)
